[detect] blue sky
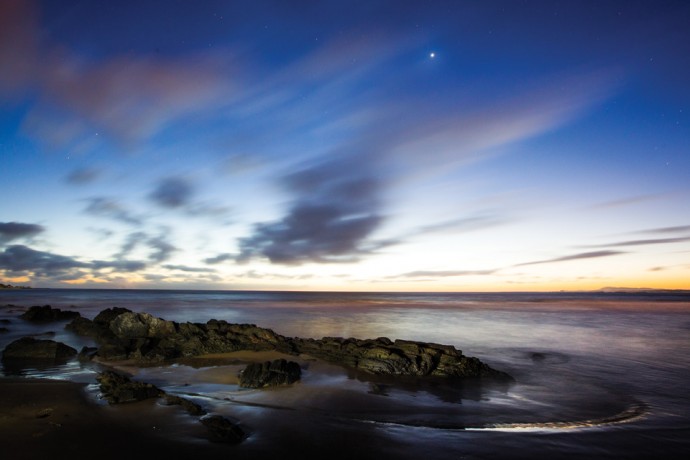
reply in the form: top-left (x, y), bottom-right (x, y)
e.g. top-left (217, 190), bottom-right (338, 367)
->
top-left (1, 0), bottom-right (689, 291)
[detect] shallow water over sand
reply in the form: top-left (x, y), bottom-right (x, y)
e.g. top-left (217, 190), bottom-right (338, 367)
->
top-left (1, 289), bottom-right (689, 459)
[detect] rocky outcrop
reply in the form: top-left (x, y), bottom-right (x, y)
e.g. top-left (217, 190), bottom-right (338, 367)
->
top-left (239, 359), bottom-right (301, 388)
top-left (67, 308), bottom-right (511, 380)
top-left (96, 370), bottom-right (162, 404)
top-left (161, 394), bottom-right (206, 416)
top-left (2, 337), bottom-right (77, 360)
top-left (200, 415), bottom-right (246, 443)
top-left (20, 305), bottom-right (80, 322)
top-left (294, 336), bottom-right (508, 379)
top-left (67, 310), bottom-right (296, 362)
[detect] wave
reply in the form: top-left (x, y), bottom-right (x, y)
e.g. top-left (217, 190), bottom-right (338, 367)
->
top-left (355, 400), bottom-right (648, 432)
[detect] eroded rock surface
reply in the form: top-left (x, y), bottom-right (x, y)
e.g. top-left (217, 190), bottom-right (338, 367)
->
top-left (20, 305), bottom-right (80, 322)
top-left (2, 337), bottom-right (77, 360)
top-left (96, 370), bottom-right (162, 404)
top-left (67, 308), bottom-right (511, 380)
top-left (239, 359), bottom-right (301, 388)
top-left (294, 336), bottom-right (506, 378)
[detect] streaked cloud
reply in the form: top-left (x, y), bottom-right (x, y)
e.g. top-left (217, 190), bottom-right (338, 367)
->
top-left (390, 269), bottom-right (497, 279)
top-left (584, 236), bottom-right (690, 249)
top-left (515, 250), bottom-right (626, 267)
top-left (635, 225), bottom-right (690, 235)
top-left (409, 214), bottom-right (510, 237)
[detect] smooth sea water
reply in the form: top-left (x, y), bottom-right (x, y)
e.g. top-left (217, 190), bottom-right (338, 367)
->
top-left (1, 289), bottom-right (690, 459)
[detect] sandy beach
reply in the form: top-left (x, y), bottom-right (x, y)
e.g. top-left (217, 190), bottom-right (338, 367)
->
top-left (0, 377), bottom-right (243, 460)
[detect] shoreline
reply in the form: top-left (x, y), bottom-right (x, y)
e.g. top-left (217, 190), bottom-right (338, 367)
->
top-left (0, 377), bottom-right (238, 459)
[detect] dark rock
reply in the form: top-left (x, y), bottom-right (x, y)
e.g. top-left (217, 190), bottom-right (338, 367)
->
top-left (161, 394), bottom-right (206, 416)
top-left (36, 408), bottom-right (54, 418)
top-left (239, 359), bottom-right (301, 388)
top-left (294, 337), bottom-right (512, 380)
top-left (2, 337), bottom-right (77, 360)
top-left (200, 415), bottom-right (245, 443)
top-left (94, 307), bottom-right (132, 325)
top-left (96, 370), bottom-right (162, 404)
top-left (78, 346), bottom-right (98, 361)
top-left (66, 316), bottom-right (102, 338)
top-left (0, 327), bottom-right (8, 333)
top-left (81, 307), bottom-right (511, 381)
top-left (368, 383), bottom-right (390, 396)
top-left (110, 312), bottom-right (176, 339)
top-left (20, 305), bottom-right (80, 322)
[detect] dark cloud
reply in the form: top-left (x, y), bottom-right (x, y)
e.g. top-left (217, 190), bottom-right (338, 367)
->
top-left (0, 221), bottom-right (45, 244)
top-left (204, 253), bottom-right (235, 265)
top-left (147, 234), bottom-right (177, 263)
top-left (515, 250), bottom-right (626, 267)
top-left (238, 156), bottom-right (387, 265)
top-left (149, 177), bottom-right (194, 209)
top-left (65, 167), bottom-right (101, 185)
top-left (0, 243), bottom-right (150, 280)
top-left (0, 244), bottom-right (88, 277)
top-left (92, 259), bottom-right (148, 272)
top-left (84, 197), bottom-right (142, 225)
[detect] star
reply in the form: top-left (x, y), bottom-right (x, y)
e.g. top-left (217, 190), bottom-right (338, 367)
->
top-left (429, 52), bottom-right (436, 58)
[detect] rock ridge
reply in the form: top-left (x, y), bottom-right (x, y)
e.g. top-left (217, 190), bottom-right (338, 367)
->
top-left (62, 306), bottom-right (510, 380)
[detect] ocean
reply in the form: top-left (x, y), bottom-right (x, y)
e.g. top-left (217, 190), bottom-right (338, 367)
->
top-left (1, 289), bottom-right (689, 459)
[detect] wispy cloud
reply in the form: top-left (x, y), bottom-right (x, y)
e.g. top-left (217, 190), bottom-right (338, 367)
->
top-left (115, 230), bottom-right (177, 264)
top-left (65, 167), bottom-right (101, 185)
top-left (1, 0), bottom-right (235, 149)
top-left (84, 197), bottom-right (142, 226)
top-left (635, 225), bottom-right (690, 235)
top-left (389, 269), bottom-right (497, 279)
top-left (409, 214), bottom-right (510, 237)
top-left (582, 235), bottom-right (690, 249)
top-left (584, 236), bottom-right (690, 249)
top-left (162, 264), bottom-right (216, 273)
top-left (515, 250), bottom-right (626, 267)
top-left (589, 192), bottom-right (674, 210)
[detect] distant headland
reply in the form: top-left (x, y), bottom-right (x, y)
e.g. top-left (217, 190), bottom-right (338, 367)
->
top-left (0, 283), bottom-right (31, 290)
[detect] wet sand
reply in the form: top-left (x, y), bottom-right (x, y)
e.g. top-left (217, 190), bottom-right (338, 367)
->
top-left (0, 378), bottom-right (235, 460)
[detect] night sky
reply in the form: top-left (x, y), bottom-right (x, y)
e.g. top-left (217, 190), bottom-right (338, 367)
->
top-left (1, 0), bottom-right (689, 291)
